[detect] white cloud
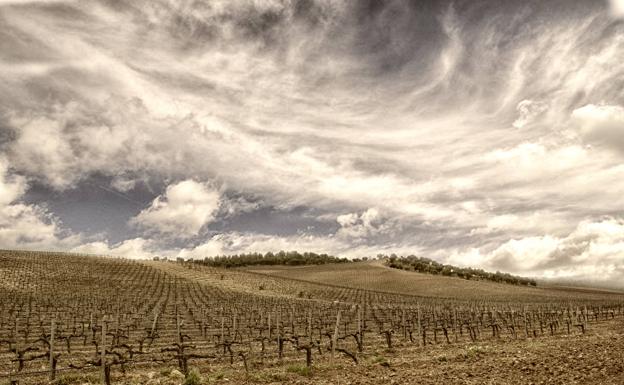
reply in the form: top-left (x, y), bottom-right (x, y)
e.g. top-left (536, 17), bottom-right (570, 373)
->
top-left (0, 157), bottom-right (79, 249)
top-left (610, 0), bottom-right (624, 18)
top-left (336, 208), bottom-right (395, 240)
top-left (0, 0), bottom-right (73, 5)
top-left (110, 176), bottom-right (137, 193)
top-left (0, 161), bottom-right (25, 206)
top-left (475, 211), bottom-right (570, 236)
top-left (8, 115), bottom-right (77, 188)
top-left (572, 104), bottom-right (624, 153)
top-left (131, 180), bottom-right (221, 238)
top-left (512, 100), bottom-right (548, 129)
top-left (1, 0), bottom-right (624, 285)
top-left (178, 232), bottom-right (344, 259)
top-left (7, 99), bottom-right (149, 189)
top-left (70, 238), bottom-right (156, 259)
top-left (220, 195), bottom-right (261, 218)
top-left (450, 218), bottom-right (624, 285)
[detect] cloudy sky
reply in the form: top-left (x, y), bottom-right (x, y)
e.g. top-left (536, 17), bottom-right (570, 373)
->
top-left (1, 0), bottom-right (624, 284)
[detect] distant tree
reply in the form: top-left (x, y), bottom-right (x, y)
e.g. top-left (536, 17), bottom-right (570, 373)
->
top-left (193, 251), bottom-right (350, 268)
top-left (385, 255), bottom-right (536, 287)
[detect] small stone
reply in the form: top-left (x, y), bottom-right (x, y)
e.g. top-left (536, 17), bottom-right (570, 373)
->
top-left (169, 369), bottom-right (185, 379)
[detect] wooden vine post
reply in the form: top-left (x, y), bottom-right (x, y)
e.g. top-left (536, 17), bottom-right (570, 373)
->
top-left (401, 309), bottom-right (407, 341)
top-left (331, 309), bottom-right (341, 361)
top-left (523, 307), bottom-right (529, 339)
top-left (308, 309), bottom-right (313, 344)
top-left (357, 305), bottom-right (363, 351)
top-left (417, 304), bottom-right (422, 347)
top-left (101, 318), bottom-right (107, 385)
top-left (151, 308), bottom-right (159, 337)
top-left (221, 315), bottom-right (225, 345)
top-left (50, 318), bottom-right (56, 381)
top-left (277, 310), bottom-right (282, 361)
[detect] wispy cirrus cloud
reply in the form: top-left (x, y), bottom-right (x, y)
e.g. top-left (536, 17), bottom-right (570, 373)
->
top-left (0, 0), bottom-right (623, 284)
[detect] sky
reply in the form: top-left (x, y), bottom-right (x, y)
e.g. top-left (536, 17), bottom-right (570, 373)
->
top-left (1, 0), bottom-right (624, 285)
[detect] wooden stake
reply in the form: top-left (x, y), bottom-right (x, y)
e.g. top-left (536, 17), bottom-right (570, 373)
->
top-left (101, 319), bottom-right (107, 385)
top-left (277, 310), bottom-right (282, 361)
top-left (221, 316), bottom-right (225, 343)
top-left (401, 309), bottom-right (407, 340)
top-left (50, 318), bottom-right (56, 381)
top-left (308, 309), bottom-right (313, 343)
top-left (332, 309), bottom-right (341, 360)
top-left (357, 306), bottom-right (362, 339)
top-left (151, 308), bottom-right (158, 336)
top-left (417, 305), bottom-right (422, 347)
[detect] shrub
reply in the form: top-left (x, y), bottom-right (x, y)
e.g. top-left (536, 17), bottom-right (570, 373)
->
top-left (184, 368), bottom-right (203, 385)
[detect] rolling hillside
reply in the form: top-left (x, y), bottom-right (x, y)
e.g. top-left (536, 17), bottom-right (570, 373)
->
top-left (1, 250), bottom-right (624, 385)
top-left (245, 260), bottom-right (624, 302)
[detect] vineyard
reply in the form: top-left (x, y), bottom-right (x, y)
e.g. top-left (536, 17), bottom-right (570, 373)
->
top-left (1, 250), bottom-right (624, 384)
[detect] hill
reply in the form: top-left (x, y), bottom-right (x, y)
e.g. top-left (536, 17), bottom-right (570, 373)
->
top-left (1, 250), bottom-right (624, 385)
top-left (244, 260), bottom-right (624, 302)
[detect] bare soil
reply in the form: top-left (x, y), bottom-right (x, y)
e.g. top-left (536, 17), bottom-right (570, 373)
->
top-left (53, 317), bottom-right (624, 385)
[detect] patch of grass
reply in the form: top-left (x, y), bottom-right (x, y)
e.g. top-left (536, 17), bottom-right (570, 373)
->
top-left (184, 368), bottom-right (203, 385)
top-left (52, 373), bottom-right (98, 385)
top-left (286, 364), bottom-right (312, 377)
top-left (372, 356), bottom-right (383, 363)
top-left (208, 371), bottom-right (226, 382)
top-left (371, 354), bottom-right (390, 366)
top-left (460, 345), bottom-right (489, 359)
top-left (244, 373), bottom-right (263, 383)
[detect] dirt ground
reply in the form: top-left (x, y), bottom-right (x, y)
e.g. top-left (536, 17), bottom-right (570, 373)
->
top-left (3, 255), bottom-right (622, 385)
top-left (42, 317), bottom-right (624, 385)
